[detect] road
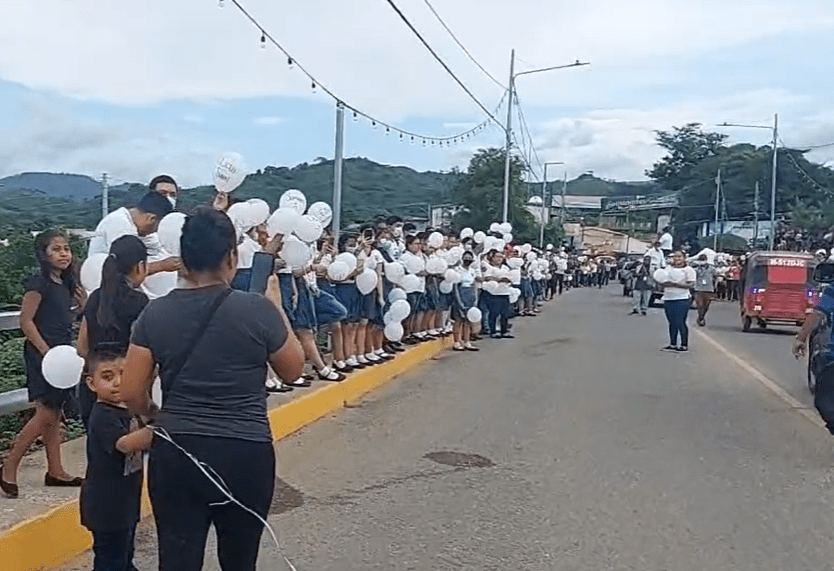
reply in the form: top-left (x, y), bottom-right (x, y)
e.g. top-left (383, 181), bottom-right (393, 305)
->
top-left (58, 286), bottom-right (834, 570)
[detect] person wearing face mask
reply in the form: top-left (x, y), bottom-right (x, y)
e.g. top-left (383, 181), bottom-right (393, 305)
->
top-left (452, 251), bottom-right (480, 351)
top-left (149, 174), bottom-right (179, 209)
top-left (693, 253), bottom-right (717, 326)
top-left (89, 192), bottom-right (181, 277)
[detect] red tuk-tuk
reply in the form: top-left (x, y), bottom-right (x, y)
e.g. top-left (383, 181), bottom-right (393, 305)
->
top-left (740, 251), bottom-right (819, 332)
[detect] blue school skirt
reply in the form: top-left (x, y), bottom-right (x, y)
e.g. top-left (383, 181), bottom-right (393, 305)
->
top-left (278, 274), bottom-right (316, 331)
top-left (334, 283), bottom-right (363, 323)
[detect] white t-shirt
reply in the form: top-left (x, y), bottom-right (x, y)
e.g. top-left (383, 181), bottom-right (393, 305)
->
top-left (484, 264), bottom-right (511, 296)
top-left (647, 247), bottom-right (666, 270)
top-left (458, 265), bottom-right (477, 287)
top-left (237, 234), bottom-right (261, 269)
top-left (662, 266), bottom-right (696, 301)
top-left (88, 207), bottom-right (167, 259)
top-left (659, 232), bottom-right (673, 251)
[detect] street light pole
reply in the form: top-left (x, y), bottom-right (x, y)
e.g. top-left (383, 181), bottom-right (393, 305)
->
top-left (501, 53), bottom-right (589, 223)
top-left (718, 116), bottom-right (778, 250)
top-left (501, 50), bottom-right (515, 224)
top-left (540, 161), bottom-right (564, 248)
top-left (769, 113), bottom-right (778, 251)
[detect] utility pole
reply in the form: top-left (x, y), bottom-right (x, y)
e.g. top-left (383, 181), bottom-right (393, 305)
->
top-left (753, 181), bottom-right (760, 246)
top-left (332, 102), bottom-right (345, 240)
top-left (560, 172), bottom-right (567, 225)
top-left (101, 172), bottom-right (109, 221)
top-left (501, 49), bottom-right (515, 224)
top-left (713, 169), bottom-right (721, 251)
top-left (769, 113), bottom-right (778, 251)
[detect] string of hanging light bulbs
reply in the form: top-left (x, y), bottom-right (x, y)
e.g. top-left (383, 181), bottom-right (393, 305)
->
top-left (220, 0), bottom-right (508, 147)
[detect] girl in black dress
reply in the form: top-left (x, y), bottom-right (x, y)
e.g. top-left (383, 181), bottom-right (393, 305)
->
top-left (1, 231), bottom-right (85, 498)
top-left (77, 235), bottom-right (149, 429)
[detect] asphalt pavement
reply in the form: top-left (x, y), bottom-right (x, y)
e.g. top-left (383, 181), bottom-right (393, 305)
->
top-left (57, 285), bottom-right (834, 570)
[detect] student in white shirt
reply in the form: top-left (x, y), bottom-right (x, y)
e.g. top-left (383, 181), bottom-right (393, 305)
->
top-left (482, 249), bottom-right (514, 338)
top-left (400, 235), bottom-right (428, 343)
top-left (659, 227), bottom-right (674, 256)
top-left (658, 250), bottom-right (696, 352)
top-left (452, 250), bottom-right (480, 351)
top-left (88, 192), bottom-right (180, 276)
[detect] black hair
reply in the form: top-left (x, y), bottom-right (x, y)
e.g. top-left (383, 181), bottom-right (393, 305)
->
top-left (181, 207), bottom-right (237, 273)
top-left (386, 216), bottom-right (403, 225)
top-left (403, 222), bottom-right (417, 233)
top-left (405, 234), bottom-right (421, 249)
top-left (338, 232), bottom-right (357, 253)
top-left (137, 192), bottom-right (174, 219)
top-left (86, 343), bottom-right (127, 377)
top-left (98, 235), bottom-right (147, 331)
top-left (461, 237), bottom-right (473, 246)
top-left (34, 230), bottom-right (78, 292)
top-left (149, 174), bottom-right (179, 193)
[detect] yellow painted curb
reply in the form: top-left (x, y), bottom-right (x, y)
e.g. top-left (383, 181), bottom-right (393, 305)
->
top-left (0, 337), bottom-right (451, 571)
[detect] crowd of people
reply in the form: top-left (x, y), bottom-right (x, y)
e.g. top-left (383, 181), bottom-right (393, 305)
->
top-left (0, 175), bottom-right (582, 570)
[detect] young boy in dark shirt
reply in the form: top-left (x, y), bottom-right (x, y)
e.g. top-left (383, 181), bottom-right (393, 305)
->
top-left (80, 346), bottom-right (153, 571)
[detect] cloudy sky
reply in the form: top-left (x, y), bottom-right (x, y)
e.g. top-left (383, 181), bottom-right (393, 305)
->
top-left (1, 0), bottom-right (833, 188)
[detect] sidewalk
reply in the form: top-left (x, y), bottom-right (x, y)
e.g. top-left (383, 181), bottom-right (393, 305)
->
top-left (0, 336), bottom-right (451, 571)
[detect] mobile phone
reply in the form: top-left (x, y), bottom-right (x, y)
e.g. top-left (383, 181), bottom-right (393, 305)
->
top-left (249, 252), bottom-right (275, 295)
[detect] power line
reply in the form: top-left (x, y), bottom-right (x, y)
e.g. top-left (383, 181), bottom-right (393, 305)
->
top-left (382, 0), bottom-right (505, 129)
top-left (227, 0), bottom-right (501, 144)
top-left (779, 138), bottom-right (834, 196)
top-left (514, 92), bottom-right (544, 177)
top-left (420, 0), bottom-right (506, 90)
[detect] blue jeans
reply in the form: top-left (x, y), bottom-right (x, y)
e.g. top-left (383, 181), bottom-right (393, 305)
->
top-left (632, 288), bottom-right (650, 312)
top-left (91, 523), bottom-right (139, 571)
top-left (664, 299), bottom-right (690, 347)
top-left (485, 293), bottom-right (510, 336)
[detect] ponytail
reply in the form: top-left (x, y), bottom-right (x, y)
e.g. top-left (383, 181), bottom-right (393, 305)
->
top-left (97, 236), bottom-right (147, 331)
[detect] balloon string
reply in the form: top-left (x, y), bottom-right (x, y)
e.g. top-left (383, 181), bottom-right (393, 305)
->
top-left (151, 427), bottom-right (299, 571)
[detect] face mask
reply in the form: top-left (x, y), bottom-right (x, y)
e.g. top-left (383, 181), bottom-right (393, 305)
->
top-left (463, 259), bottom-right (473, 266)
top-left (167, 195), bottom-right (177, 208)
top-left (393, 227), bottom-right (403, 238)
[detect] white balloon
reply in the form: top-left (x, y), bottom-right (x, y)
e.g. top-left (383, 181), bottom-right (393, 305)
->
top-left (385, 262), bottom-right (406, 284)
top-left (404, 255), bottom-right (425, 274)
top-left (389, 299), bottom-right (411, 321)
top-left (525, 252), bottom-right (538, 262)
top-left (489, 222), bottom-right (501, 233)
top-left (388, 288), bottom-right (407, 303)
top-left (439, 280), bottom-right (454, 294)
top-left (425, 256), bottom-right (448, 275)
top-left (427, 232), bottom-right (444, 248)
top-left (327, 261), bottom-right (351, 281)
top-left (246, 199), bottom-right (271, 226)
top-left (279, 189), bottom-right (307, 215)
top-left (521, 244), bottom-right (533, 254)
top-left (467, 307), bottom-right (482, 323)
top-left (473, 231), bottom-right (486, 244)
top-left (227, 202), bottom-right (255, 236)
top-left (384, 321), bottom-right (404, 342)
top-left (509, 269), bottom-right (522, 285)
top-left (509, 288), bottom-right (521, 304)
top-left (214, 152), bottom-right (246, 193)
top-left (266, 208), bottom-right (302, 237)
top-left (356, 268), bottom-right (378, 295)
top-left (41, 345), bottom-right (84, 389)
top-left (306, 201), bottom-right (333, 227)
top-left (294, 215), bottom-right (323, 244)
top-left (507, 257), bottom-right (523, 269)
top-left (653, 269), bottom-right (669, 283)
top-left (383, 311), bottom-right (397, 325)
top-left (80, 253), bottom-right (108, 293)
top-left (335, 252), bottom-right (357, 272)
top-left (444, 268), bottom-right (461, 284)
top-left (364, 255), bottom-right (378, 271)
top-left (460, 227), bottom-right (474, 240)
top-left (143, 271), bottom-right (177, 298)
top-left (445, 246), bottom-right (464, 266)
top-left (499, 222), bottom-right (512, 234)
top-left (503, 233), bottom-right (513, 244)
top-left (400, 274), bottom-right (422, 294)
top-left (281, 236), bottom-right (312, 269)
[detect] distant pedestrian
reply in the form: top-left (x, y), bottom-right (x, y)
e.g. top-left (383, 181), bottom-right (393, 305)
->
top-left (658, 251), bottom-right (696, 352)
top-left (693, 254), bottom-right (717, 326)
top-left (659, 226), bottom-right (674, 257)
top-left (630, 256), bottom-right (652, 316)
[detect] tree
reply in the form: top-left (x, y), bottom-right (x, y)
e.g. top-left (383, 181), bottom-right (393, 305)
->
top-left (646, 123), bottom-right (727, 189)
top-left (451, 148), bottom-right (537, 242)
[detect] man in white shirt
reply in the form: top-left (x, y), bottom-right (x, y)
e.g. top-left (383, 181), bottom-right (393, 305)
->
top-left (149, 174), bottom-right (179, 209)
top-left (88, 192), bottom-right (180, 275)
top-left (659, 227), bottom-right (674, 257)
top-left (646, 241), bottom-right (667, 273)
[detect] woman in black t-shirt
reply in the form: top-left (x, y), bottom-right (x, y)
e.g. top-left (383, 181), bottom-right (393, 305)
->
top-left (121, 208), bottom-right (304, 571)
top-left (1, 231), bottom-right (85, 498)
top-left (78, 235), bottom-right (149, 429)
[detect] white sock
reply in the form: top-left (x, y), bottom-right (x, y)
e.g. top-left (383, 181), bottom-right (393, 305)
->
top-left (346, 357), bottom-right (359, 366)
top-left (335, 360), bottom-right (346, 369)
top-left (374, 349), bottom-right (384, 355)
top-left (319, 366), bottom-right (332, 376)
top-left (357, 355), bottom-right (370, 364)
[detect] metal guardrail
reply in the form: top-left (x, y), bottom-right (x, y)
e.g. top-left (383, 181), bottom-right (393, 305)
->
top-left (0, 311), bottom-right (31, 416)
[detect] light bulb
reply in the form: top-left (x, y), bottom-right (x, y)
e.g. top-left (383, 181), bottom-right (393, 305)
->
top-left (287, 57), bottom-right (294, 69)
top-left (353, 112), bottom-right (358, 122)
top-left (411, 136), bottom-right (415, 145)
top-left (422, 139), bottom-right (427, 147)
top-left (399, 133), bottom-right (403, 142)
top-left (218, 0), bottom-right (224, 7)
top-left (311, 81), bottom-right (317, 93)
top-left (386, 127), bottom-right (390, 136)
top-left (260, 32), bottom-right (266, 49)
top-left (372, 121), bottom-right (377, 130)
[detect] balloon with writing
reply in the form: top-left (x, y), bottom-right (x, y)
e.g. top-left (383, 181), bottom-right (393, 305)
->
top-left (214, 152), bottom-right (246, 193)
top-left (279, 189), bottom-right (307, 215)
top-left (306, 202), bottom-right (333, 227)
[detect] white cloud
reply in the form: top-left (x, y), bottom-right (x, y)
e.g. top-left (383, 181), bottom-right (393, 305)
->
top-left (252, 116), bottom-right (285, 126)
